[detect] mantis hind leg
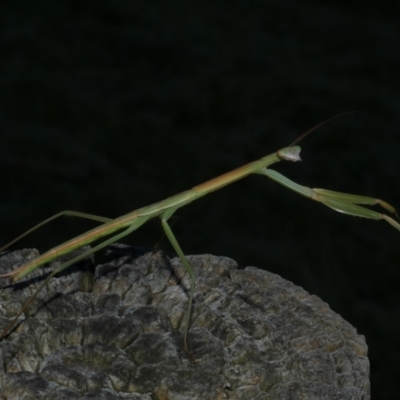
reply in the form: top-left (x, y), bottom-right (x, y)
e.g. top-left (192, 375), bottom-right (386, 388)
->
top-left (0, 211), bottom-right (112, 253)
top-left (0, 221), bottom-right (140, 340)
top-left (161, 212), bottom-right (195, 353)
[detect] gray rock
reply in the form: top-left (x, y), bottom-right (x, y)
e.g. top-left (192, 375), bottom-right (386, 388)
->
top-left (0, 244), bottom-right (369, 399)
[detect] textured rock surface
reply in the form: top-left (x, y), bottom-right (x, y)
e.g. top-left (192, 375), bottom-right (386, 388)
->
top-left (0, 245), bottom-right (370, 399)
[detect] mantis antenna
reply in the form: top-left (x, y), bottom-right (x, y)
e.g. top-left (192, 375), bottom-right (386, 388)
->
top-left (288, 111), bottom-right (362, 148)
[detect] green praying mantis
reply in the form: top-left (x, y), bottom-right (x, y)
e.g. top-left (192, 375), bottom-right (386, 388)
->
top-left (0, 117), bottom-right (399, 352)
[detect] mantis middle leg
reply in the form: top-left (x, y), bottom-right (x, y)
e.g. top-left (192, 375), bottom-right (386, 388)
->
top-left (161, 210), bottom-right (195, 353)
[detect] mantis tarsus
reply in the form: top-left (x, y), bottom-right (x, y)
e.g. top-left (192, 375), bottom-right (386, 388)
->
top-left (1, 118), bottom-right (399, 352)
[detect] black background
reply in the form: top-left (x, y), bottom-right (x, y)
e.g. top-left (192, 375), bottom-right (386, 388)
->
top-left (1, 1), bottom-right (400, 397)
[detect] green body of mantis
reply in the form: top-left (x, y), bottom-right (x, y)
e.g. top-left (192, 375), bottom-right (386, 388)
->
top-left (1, 129), bottom-right (399, 351)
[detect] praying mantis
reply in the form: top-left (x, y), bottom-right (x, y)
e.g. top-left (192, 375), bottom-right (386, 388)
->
top-left (0, 117), bottom-right (399, 353)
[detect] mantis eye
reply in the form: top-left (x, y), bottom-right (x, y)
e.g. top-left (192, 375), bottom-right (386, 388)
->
top-left (277, 146), bottom-right (302, 162)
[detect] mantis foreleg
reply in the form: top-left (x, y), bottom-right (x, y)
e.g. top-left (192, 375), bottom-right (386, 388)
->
top-left (260, 168), bottom-right (400, 231)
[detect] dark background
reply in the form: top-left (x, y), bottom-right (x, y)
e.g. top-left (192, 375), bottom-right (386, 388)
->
top-left (1, 1), bottom-right (400, 397)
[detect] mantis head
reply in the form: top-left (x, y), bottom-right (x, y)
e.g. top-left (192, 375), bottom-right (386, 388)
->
top-left (277, 146), bottom-right (302, 162)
